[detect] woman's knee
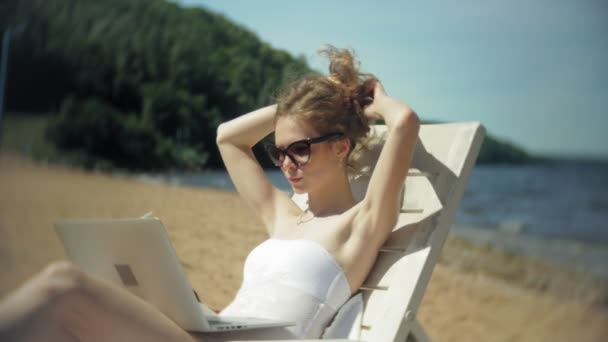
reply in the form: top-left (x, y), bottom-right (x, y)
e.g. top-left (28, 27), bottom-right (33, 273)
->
top-left (0, 262), bottom-right (90, 342)
top-left (0, 262), bottom-right (87, 338)
top-left (39, 261), bottom-right (88, 301)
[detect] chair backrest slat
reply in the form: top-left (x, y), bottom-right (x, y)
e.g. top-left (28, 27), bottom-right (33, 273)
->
top-left (291, 123), bottom-right (485, 341)
top-left (359, 123), bottom-right (485, 341)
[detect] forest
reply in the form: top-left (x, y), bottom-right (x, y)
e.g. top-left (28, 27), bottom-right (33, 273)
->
top-left (0, 0), bottom-right (531, 171)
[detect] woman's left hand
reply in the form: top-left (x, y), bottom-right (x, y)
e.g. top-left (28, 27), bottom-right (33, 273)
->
top-left (363, 80), bottom-right (389, 121)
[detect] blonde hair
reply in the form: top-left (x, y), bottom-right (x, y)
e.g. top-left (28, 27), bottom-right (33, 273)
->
top-left (275, 46), bottom-right (376, 175)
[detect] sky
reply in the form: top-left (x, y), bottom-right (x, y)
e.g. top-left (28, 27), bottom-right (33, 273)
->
top-left (177, 0), bottom-right (608, 159)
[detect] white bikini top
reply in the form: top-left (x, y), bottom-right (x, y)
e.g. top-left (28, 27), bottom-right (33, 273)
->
top-left (244, 239), bottom-right (350, 308)
top-left (221, 238), bottom-right (352, 338)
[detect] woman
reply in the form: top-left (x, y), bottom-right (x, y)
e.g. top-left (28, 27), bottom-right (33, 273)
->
top-left (0, 46), bottom-right (419, 341)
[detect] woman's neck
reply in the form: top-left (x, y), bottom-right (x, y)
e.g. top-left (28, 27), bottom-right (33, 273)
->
top-left (307, 172), bottom-right (356, 217)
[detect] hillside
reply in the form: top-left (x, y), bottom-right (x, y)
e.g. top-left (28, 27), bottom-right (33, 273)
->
top-left (1, 0), bottom-right (531, 170)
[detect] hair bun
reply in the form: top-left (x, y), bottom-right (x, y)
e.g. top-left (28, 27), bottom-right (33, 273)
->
top-left (320, 46), bottom-right (376, 113)
top-left (320, 46), bottom-right (359, 89)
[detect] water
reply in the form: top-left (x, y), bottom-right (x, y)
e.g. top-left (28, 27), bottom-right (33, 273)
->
top-left (140, 160), bottom-right (608, 277)
top-left (147, 160), bottom-right (608, 246)
top-left (453, 160), bottom-right (608, 278)
top-left (457, 160), bottom-right (608, 245)
top-left (157, 170), bottom-right (291, 193)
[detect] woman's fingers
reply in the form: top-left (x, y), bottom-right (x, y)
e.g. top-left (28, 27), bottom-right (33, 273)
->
top-left (362, 80), bottom-right (386, 120)
top-left (373, 80), bottom-right (387, 97)
top-left (363, 99), bottom-right (381, 120)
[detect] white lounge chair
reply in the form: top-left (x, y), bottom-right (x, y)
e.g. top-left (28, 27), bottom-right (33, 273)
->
top-left (240, 122), bottom-right (485, 342)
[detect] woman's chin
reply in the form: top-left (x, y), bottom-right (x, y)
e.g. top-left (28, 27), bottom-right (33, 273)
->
top-left (291, 186), bottom-right (307, 194)
top-left (289, 180), bottom-right (308, 194)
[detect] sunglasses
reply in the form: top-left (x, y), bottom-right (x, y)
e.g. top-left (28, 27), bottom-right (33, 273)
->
top-left (264, 132), bottom-right (344, 167)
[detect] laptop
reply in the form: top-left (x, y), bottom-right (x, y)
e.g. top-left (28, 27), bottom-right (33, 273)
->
top-left (54, 215), bottom-right (294, 332)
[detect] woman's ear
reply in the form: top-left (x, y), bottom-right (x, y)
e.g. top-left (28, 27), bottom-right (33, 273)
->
top-left (332, 137), bottom-right (351, 160)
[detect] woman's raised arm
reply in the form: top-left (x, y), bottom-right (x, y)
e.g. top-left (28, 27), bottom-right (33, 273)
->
top-left (216, 104), bottom-right (291, 233)
top-left (354, 82), bottom-right (420, 247)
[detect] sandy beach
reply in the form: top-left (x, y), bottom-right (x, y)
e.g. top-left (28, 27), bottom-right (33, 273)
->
top-left (1, 153), bottom-right (607, 341)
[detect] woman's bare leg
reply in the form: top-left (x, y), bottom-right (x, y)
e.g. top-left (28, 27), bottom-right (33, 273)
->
top-left (0, 261), bottom-right (201, 342)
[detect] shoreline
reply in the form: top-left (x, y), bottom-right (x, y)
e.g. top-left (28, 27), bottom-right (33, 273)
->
top-left (452, 225), bottom-right (608, 281)
top-left (1, 153), bottom-right (607, 341)
top-left (135, 167), bottom-right (608, 282)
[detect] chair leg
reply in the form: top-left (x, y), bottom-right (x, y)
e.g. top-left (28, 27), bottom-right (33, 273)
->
top-left (406, 319), bottom-right (431, 342)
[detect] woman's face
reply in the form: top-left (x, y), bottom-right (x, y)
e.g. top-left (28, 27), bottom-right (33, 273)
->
top-left (274, 116), bottom-right (342, 194)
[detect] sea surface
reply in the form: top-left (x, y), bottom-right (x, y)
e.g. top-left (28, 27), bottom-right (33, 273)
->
top-left (140, 160), bottom-right (608, 277)
top-left (458, 160), bottom-right (608, 244)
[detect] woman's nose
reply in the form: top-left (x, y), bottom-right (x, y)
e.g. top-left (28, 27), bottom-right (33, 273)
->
top-left (280, 155), bottom-right (297, 171)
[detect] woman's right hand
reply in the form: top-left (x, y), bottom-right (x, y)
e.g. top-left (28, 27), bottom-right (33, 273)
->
top-left (363, 80), bottom-right (416, 127)
top-left (362, 80), bottom-right (389, 121)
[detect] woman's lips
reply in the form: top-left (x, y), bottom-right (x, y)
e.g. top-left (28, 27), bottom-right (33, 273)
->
top-left (288, 177), bottom-right (302, 184)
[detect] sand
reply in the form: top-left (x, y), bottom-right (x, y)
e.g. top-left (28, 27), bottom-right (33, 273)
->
top-left (1, 153), bottom-right (607, 341)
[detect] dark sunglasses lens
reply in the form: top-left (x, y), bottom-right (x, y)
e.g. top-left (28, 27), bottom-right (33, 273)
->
top-left (288, 142), bottom-right (310, 165)
top-left (264, 145), bottom-right (282, 166)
